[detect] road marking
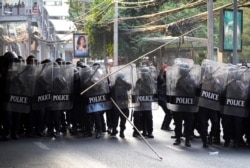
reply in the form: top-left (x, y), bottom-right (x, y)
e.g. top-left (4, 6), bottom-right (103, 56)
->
top-left (34, 142), bottom-right (50, 150)
top-left (165, 145), bottom-right (184, 152)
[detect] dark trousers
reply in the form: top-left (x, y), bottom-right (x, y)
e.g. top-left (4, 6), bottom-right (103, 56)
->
top-left (173, 112), bottom-right (194, 140)
top-left (21, 109), bottom-right (45, 134)
top-left (105, 108), bottom-right (114, 130)
top-left (3, 111), bottom-right (21, 136)
top-left (142, 110), bottom-right (153, 134)
top-left (158, 100), bottom-right (172, 129)
top-left (86, 112), bottom-right (102, 133)
top-left (0, 103), bottom-right (4, 135)
top-left (61, 110), bottom-right (68, 129)
top-left (244, 115), bottom-right (250, 143)
top-left (47, 110), bottom-right (61, 132)
top-left (133, 111), bottom-right (142, 131)
top-left (198, 107), bottom-right (220, 143)
top-left (112, 107), bottom-right (129, 131)
top-left (222, 115), bottom-right (243, 144)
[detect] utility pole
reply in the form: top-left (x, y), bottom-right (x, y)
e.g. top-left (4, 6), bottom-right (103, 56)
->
top-left (207, 0), bottom-right (214, 60)
top-left (232, 0), bottom-right (238, 65)
top-left (114, 0), bottom-right (118, 66)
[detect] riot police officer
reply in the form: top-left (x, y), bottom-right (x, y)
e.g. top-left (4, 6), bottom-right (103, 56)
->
top-left (133, 66), bottom-right (155, 138)
top-left (21, 55), bottom-right (39, 137)
top-left (198, 60), bottom-right (225, 147)
top-left (110, 72), bottom-right (132, 138)
top-left (167, 59), bottom-right (200, 147)
top-left (221, 66), bottom-right (249, 147)
top-left (80, 62), bottom-right (112, 138)
top-left (2, 52), bottom-right (25, 140)
top-left (157, 64), bottom-right (173, 131)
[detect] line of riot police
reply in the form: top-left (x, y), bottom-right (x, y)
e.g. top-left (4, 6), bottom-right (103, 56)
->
top-left (0, 51), bottom-right (159, 141)
top-left (1, 51), bottom-right (250, 149)
top-left (166, 58), bottom-right (250, 148)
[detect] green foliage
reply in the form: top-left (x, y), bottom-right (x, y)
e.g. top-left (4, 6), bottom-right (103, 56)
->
top-left (72, 0), bottom-right (250, 64)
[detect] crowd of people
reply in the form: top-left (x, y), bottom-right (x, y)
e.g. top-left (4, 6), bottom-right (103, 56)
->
top-left (1, 51), bottom-right (250, 150)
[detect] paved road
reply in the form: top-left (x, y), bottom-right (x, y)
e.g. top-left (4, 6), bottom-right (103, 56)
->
top-left (0, 107), bottom-right (250, 168)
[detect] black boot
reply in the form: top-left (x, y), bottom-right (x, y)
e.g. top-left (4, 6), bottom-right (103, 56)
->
top-left (185, 139), bottom-right (191, 147)
top-left (110, 129), bottom-right (118, 136)
top-left (119, 130), bottom-right (125, 138)
top-left (132, 130), bottom-right (139, 137)
top-left (173, 138), bottom-right (181, 145)
top-left (96, 131), bottom-right (101, 139)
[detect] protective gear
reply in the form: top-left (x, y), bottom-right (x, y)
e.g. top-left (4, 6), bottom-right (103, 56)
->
top-left (32, 62), bottom-right (53, 110)
top-left (133, 65), bottom-right (157, 111)
top-left (5, 63), bottom-right (36, 113)
top-left (167, 58), bottom-right (200, 113)
top-left (41, 59), bottom-right (52, 64)
top-left (77, 61), bottom-right (89, 69)
top-left (80, 64), bottom-right (112, 113)
top-left (222, 65), bottom-right (250, 117)
top-left (55, 58), bottom-right (65, 65)
top-left (109, 65), bottom-right (133, 137)
top-left (199, 59), bottom-right (227, 111)
top-left (50, 64), bottom-right (74, 111)
top-left (26, 55), bottom-right (37, 65)
top-left (110, 66), bottom-right (133, 109)
top-left (4, 52), bottom-right (17, 63)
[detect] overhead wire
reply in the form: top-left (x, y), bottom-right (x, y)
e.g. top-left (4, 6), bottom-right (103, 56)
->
top-left (118, 0), bottom-right (155, 5)
top-left (120, 1), bottom-right (242, 34)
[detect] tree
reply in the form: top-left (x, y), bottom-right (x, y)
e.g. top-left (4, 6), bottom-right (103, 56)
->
top-left (74, 0), bottom-right (250, 63)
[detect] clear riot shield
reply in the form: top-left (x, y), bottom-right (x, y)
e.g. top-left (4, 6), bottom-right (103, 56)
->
top-left (167, 58), bottom-right (200, 113)
top-left (166, 66), bottom-right (173, 109)
top-left (132, 66), bottom-right (158, 111)
top-left (109, 65), bottom-right (134, 109)
top-left (6, 63), bottom-right (35, 113)
top-left (32, 62), bottom-right (53, 110)
top-left (199, 60), bottom-right (227, 111)
top-left (50, 64), bottom-right (73, 111)
top-left (222, 65), bottom-right (250, 117)
top-left (80, 64), bottom-right (112, 113)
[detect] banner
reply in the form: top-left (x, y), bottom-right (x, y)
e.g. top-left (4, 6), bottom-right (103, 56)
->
top-left (219, 9), bottom-right (243, 52)
top-left (73, 33), bottom-right (89, 58)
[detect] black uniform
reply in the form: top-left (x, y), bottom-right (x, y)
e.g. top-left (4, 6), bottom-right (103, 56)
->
top-left (110, 74), bottom-right (132, 138)
top-left (157, 72), bottom-right (172, 131)
top-left (2, 52), bottom-right (22, 140)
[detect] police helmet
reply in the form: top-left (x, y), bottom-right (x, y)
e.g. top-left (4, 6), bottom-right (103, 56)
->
top-left (55, 58), bottom-right (65, 65)
top-left (92, 62), bottom-right (101, 67)
top-left (41, 59), bottom-right (52, 64)
top-left (116, 73), bottom-right (125, 80)
top-left (26, 55), bottom-right (37, 65)
top-left (179, 64), bottom-right (190, 77)
top-left (4, 51), bottom-right (17, 63)
top-left (66, 61), bottom-right (72, 65)
top-left (77, 61), bottom-right (89, 68)
top-left (140, 66), bottom-right (150, 73)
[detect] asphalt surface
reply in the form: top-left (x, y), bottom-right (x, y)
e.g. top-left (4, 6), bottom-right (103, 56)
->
top-left (1, 107), bottom-right (250, 168)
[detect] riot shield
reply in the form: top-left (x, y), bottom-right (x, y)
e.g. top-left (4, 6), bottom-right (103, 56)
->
top-left (132, 66), bottom-right (158, 111)
top-left (80, 64), bottom-right (112, 113)
top-left (6, 63), bottom-right (35, 113)
top-left (167, 58), bottom-right (200, 113)
top-left (109, 65), bottom-right (134, 109)
top-left (166, 66), bottom-right (174, 109)
top-left (222, 65), bottom-right (250, 117)
top-left (199, 60), bottom-right (228, 111)
top-left (50, 64), bottom-right (73, 111)
top-left (32, 62), bottom-right (53, 110)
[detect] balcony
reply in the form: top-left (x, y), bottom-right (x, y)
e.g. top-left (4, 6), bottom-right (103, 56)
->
top-left (0, 5), bottom-right (39, 22)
